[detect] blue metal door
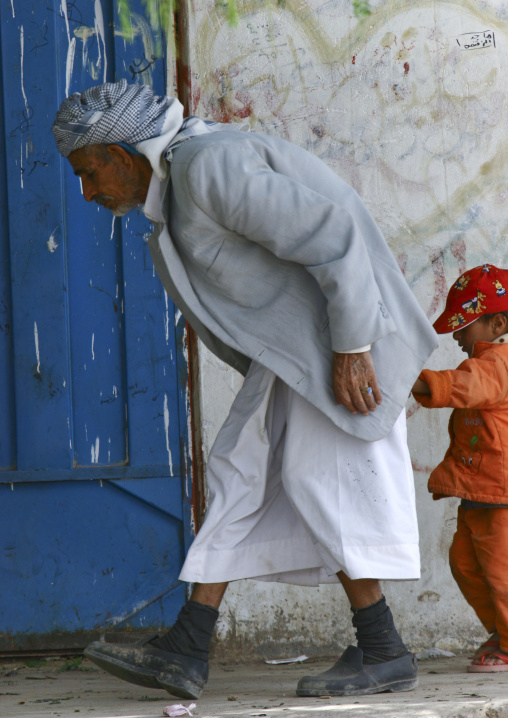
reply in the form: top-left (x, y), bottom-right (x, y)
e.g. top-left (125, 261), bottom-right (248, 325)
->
top-left (0, 0), bottom-right (192, 652)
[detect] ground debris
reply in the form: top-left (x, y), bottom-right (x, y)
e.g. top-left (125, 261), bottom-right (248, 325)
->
top-left (265, 655), bottom-right (308, 665)
top-left (25, 659), bottom-right (48, 668)
top-left (138, 695), bottom-right (162, 701)
top-left (60, 657), bottom-right (95, 672)
top-left (416, 647), bottom-right (456, 660)
top-left (163, 702), bottom-right (196, 717)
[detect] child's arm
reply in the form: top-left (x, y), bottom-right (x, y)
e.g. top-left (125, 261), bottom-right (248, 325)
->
top-left (412, 369), bottom-right (451, 407)
top-left (412, 377), bottom-right (430, 395)
top-left (413, 357), bottom-right (508, 409)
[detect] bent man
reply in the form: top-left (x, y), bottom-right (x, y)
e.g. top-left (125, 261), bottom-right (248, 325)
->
top-left (52, 80), bottom-right (437, 699)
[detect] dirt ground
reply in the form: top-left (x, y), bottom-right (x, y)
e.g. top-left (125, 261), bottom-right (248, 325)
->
top-left (2, 653), bottom-right (508, 718)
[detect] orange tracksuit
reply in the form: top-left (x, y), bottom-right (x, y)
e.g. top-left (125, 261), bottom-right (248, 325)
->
top-left (413, 340), bottom-right (508, 651)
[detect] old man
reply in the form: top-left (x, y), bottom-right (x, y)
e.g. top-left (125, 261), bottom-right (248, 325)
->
top-left (52, 80), bottom-right (437, 700)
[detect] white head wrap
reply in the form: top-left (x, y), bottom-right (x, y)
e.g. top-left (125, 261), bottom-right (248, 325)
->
top-left (53, 79), bottom-right (249, 180)
top-left (52, 80), bottom-right (182, 156)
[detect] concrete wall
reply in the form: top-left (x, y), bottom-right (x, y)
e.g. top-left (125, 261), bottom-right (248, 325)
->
top-left (182, 0), bottom-right (508, 657)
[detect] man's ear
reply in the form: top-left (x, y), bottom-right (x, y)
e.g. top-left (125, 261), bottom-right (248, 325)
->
top-left (106, 143), bottom-right (134, 168)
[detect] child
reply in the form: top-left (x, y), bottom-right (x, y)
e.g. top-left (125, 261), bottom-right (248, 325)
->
top-left (412, 263), bottom-right (508, 673)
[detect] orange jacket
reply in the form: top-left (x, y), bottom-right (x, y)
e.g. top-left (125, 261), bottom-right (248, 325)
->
top-left (413, 341), bottom-right (508, 503)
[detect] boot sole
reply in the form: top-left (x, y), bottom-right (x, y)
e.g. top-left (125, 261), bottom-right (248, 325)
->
top-left (157, 674), bottom-right (203, 699)
top-left (85, 647), bottom-right (161, 689)
top-left (297, 676), bottom-right (418, 697)
top-left (85, 647), bottom-right (203, 699)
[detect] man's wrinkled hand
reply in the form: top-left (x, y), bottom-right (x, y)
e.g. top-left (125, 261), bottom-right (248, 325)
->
top-left (332, 351), bottom-right (382, 416)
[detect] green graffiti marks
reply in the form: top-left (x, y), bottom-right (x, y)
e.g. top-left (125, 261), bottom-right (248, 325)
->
top-left (353, 0), bottom-right (372, 18)
top-left (116, 0), bottom-right (175, 54)
top-left (117, 0), bottom-right (174, 38)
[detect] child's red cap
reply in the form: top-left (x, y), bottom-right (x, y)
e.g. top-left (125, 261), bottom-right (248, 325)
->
top-left (434, 264), bottom-right (508, 334)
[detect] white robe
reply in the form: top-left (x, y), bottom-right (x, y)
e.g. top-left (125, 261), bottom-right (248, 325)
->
top-left (179, 362), bottom-right (419, 587)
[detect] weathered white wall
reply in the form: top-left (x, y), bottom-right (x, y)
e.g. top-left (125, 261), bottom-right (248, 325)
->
top-left (185, 0), bottom-right (508, 657)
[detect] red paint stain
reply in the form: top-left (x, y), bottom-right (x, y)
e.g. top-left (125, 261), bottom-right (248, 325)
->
top-left (202, 69), bottom-right (255, 123)
top-left (397, 252), bottom-right (408, 276)
top-left (311, 124), bottom-right (325, 138)
top-left (234, 90), bottom-right (254, 119)
top-left (352, 55), bottom-right (356, 64)
top-left (406, 401), bottom-right (421, 420)
top-left (191, 88), bottom-right (202, 114)
top-left (180, 64), bottom-right (191, 87)
top-left (428, 247), bottom-right (447, 318)
top-left (450, 237), bottom-right (467, 276)
top-left (179, 64), bottom-right (201, 114)
top-left (204, 94), bottom-right (253, 124)
top-left (411, 459), bottom-right (435, 474)
top-left (403, 62), bottom-right (410, 75)
top-left (213, 101), bottom-right (236, 123)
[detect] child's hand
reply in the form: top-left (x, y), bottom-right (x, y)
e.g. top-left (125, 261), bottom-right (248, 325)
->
top-left (412, 378), bottom-right (430, 395)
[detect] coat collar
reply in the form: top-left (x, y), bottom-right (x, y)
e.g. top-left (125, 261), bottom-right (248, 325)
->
top-left (472, 334), bottom-right (508, 357)
top-left (142, 172), bottom-right (164, 224)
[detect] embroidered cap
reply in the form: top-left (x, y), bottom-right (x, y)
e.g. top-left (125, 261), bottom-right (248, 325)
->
top-left (434, 263), bottom-right (508, 334)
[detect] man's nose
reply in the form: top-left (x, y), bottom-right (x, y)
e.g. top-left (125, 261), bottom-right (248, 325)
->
top-left (81, 177), bottom-right (96, 202)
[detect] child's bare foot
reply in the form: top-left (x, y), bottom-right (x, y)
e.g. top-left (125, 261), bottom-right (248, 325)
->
top-left (468, 636), bottom-right (508, 672)
top-left (471, 632), bottom-right (500, 664)
top-left (468, 650), bottom-right (508, 672)
top-left (480, 650), bottom-right (508, 666)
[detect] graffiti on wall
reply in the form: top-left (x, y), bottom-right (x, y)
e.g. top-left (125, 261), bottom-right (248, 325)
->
top-left (183, 0), bottom-right (508, 322)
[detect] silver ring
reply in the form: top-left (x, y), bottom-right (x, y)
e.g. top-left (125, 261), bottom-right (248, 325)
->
top-left (360, 387), bottom-right (373, 395)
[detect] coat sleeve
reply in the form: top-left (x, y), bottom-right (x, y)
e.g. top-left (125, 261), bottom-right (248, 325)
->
top-left (184, 140), bottom-right (397, 352)
top-left (414, 355), bottom-right (508, 410)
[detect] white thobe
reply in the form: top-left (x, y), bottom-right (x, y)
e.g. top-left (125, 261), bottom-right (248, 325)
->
top-left (179, 362), bottom-right (419, 586)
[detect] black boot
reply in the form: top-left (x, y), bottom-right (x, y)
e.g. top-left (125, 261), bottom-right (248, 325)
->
top-left (150, 600), bottom-right (219, 661)
top-left (297, 597), bottom-right (417, 697)
top-left (352, 595), bottom-right (409, 663)
top-left (85, 601), bottom-right (218, 699)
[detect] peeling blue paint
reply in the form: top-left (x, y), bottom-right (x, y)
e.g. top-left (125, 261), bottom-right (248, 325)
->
top-left (0, 0), bottom-right (191, 649)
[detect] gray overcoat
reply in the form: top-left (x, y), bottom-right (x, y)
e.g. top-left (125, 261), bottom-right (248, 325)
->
top-left (148, 130), bottom-right (437, 441)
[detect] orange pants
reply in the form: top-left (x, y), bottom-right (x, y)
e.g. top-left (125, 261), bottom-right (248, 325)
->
top-left (449, 506), bottom-right (508, 653)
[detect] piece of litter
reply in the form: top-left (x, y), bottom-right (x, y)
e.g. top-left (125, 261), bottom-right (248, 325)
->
top-left (416, 648), bottom-right (456, 660)
top-left (163, 703), bottom-right (196, 717)
top-left (265, 655), bottom-right (308, 664)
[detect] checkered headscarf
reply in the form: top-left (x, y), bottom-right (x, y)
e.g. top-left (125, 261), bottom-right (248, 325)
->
top-left (52, 79), bottom-right (184, 157)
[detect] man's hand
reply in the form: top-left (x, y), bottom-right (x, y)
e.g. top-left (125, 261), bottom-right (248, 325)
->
top-left (332, 351), bottom-right (382, 416)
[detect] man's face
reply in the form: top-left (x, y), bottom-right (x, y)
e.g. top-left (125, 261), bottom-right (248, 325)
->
top-left (68, 145), bottom-right (148, 216)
